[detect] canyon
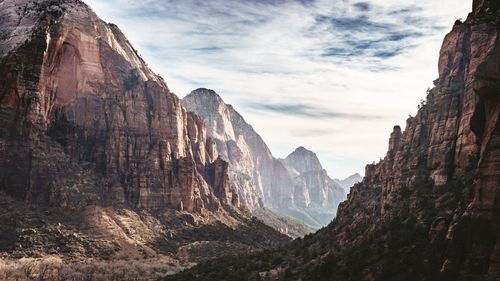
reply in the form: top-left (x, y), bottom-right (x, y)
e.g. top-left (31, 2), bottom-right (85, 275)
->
top-left (168, 0), bottom-right (500, 280)
top-left (0, 0), bottom-right (289, 278)
top-left (0, 0), bottom-right (351, 278)
top-left (1, 0), bottom-right (496, 280)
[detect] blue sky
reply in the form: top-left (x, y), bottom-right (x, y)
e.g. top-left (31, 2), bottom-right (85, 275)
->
top-left (85, 0), bottom-right (471, 178)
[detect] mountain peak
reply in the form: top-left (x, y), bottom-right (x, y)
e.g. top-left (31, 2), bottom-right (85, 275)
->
top-left (291, 146), bottom-right (315, 156)
top-left (284, 146), bottom-right (322, 174)
top-left (189, 88), bottom-right (222, 99)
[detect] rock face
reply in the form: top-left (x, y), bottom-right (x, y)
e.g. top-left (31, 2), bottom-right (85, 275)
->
top-left (182, 89), bottom-right (293, 209)
top-left (320, 1), bottom-right (500, 278)
top-left (333, 173), bottom-right (362, 194)
top-left (0, 0), bottom-right (238, 213)
top-left (281, 147), bottom-right (345, 211)
top-left (167, 1), bottom-right (500, 280)
top-left (182, 90), bottom-right (346, 228)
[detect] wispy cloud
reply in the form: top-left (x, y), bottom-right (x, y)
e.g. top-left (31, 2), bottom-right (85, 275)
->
top-left (85, 0), bottom-right (470, 177)
top-left (291, 128), bottom-right (338, 137)
top-left (248, 102), bottom-right (380, 119)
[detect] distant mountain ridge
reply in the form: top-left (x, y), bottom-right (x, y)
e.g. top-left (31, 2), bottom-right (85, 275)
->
top-left (182, 89), bottom-right (346, 228)
top-left (334, 173), bottom-right (362, 193)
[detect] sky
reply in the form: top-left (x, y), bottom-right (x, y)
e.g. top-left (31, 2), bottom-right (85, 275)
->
top-left (85, 0), bottom-right (471, 179)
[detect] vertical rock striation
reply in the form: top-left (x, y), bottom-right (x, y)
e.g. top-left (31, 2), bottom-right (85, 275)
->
top-left (183, 90), bottom-right (346, 228)
top-left (320, 0), bottom-right (500, 279)
top-left (281, 147), bottom-right (345, 212)
top-left (182, 88), bottom-right (293, 209)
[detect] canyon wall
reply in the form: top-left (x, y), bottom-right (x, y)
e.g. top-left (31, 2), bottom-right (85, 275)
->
top-left (183, 90), bottom-right (346, 228)
top-left (0, 0), bottom-right (237, 213)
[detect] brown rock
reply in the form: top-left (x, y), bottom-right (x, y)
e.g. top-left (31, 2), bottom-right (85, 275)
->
top-left (0, 0), bottom-right (237, 213)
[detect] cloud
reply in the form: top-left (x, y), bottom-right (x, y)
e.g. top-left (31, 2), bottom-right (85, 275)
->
top-left (247, 102), bottom-right (380, 119)
top-left (311, 3), bottom-right (438, 66)
top-left (291, 128), bottom-right (338, 137)
top-left (353, 2), bottom-right (371, 12)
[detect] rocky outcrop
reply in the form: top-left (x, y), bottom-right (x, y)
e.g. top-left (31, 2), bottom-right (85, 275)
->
top-left (307, 0), bottom-right (500, 278)
top-left (0, 0), bottom-right (238, 213)
top-left (324, 1), bottom-right (500, 278)
top-left (281, 147), bottom-right (345, 211)
top-left (207, 156), bottom-right (240, 208)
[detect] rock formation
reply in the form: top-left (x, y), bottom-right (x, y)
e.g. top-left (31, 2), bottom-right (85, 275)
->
top-left (280, 147), bottom-right (346, 225)
top-left (0, 1), bottom-right (292, 277)
top-left (0, 0), bottom-right (239, 213)
top-left (182, 88), bottom-right (293, 209)
top-left (182, 90), bottom-right (346, 228)
top-left (333, 173), bottom-right (362, 194)
top-left (167, 1), bottom-right (500, 280)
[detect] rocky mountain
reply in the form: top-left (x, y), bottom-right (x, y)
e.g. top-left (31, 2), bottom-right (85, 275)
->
top-left (280, 147), bottom-right (346, 226)
top-left (167, 1), bottom-right (500, 280)
top-left (182, 88), bottom-right (291, 209)
top-left (0, 0), bottom-right (241, 213)
top-left (0, 0), bottom-right (289, 278)
top-left (182, 89), bottom-right (346, 228)
top-left (334, 173), bottom-right (362, 193)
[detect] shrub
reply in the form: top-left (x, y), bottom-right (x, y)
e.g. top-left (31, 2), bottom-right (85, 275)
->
top-left (124, 69), bottom-right (140, 91)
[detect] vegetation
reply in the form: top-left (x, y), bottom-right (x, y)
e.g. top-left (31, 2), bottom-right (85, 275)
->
top-left (0, 258), bottom-right (182, 281)
top-left (166, 154), bottom-right (480, 281)
top-left (124, 69), bottom-right (140, 91)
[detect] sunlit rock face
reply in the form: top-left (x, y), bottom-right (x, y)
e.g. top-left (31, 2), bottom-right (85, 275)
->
top-left (183, 91), bottom-right (346, 227)
top-left (0, 0), bottom-right (238, 213)
top-left (182, 88), bottom-right (293, 209)
top-left (281, 147), bottom-right (345, 210)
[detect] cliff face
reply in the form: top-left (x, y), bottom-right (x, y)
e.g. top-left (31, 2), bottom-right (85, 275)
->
top-left (281, 147), bottom-right (345, 211)
top-left (303, 0), bottom-right (500, 278)
top-left (182, 90), bottom-right (346, 228)
top-left (167, 1), bottom-right (500, 280)
top-left (0, 0), bottom-right (237, 212)
top-left (182, 89), bottom-right (293, 209)
top-left (328, 1), bottom-right (500, 278)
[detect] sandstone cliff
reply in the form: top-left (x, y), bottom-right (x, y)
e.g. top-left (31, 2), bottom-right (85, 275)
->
top-left (182, 90), bottom-right (346, 228)
top-left (280, 147), bottom-right (346, 226)
top-left (0, 0), bottom-right (291, 277)
top-left (0, 0), bottom-right (238, 213)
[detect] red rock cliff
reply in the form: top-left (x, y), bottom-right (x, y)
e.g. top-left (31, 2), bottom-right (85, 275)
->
top-left (0, 0), bottom-right (237, 213)
top-left (331, 0), bottom-right (500, 278)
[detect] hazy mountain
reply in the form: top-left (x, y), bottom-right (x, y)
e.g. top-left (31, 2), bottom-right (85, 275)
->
top-left (334, 173), bottom-right (362, 193)
top-left (183, 90), bottom-right (346, 229)
top-left (280, 147), bottom-right (346, 226)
